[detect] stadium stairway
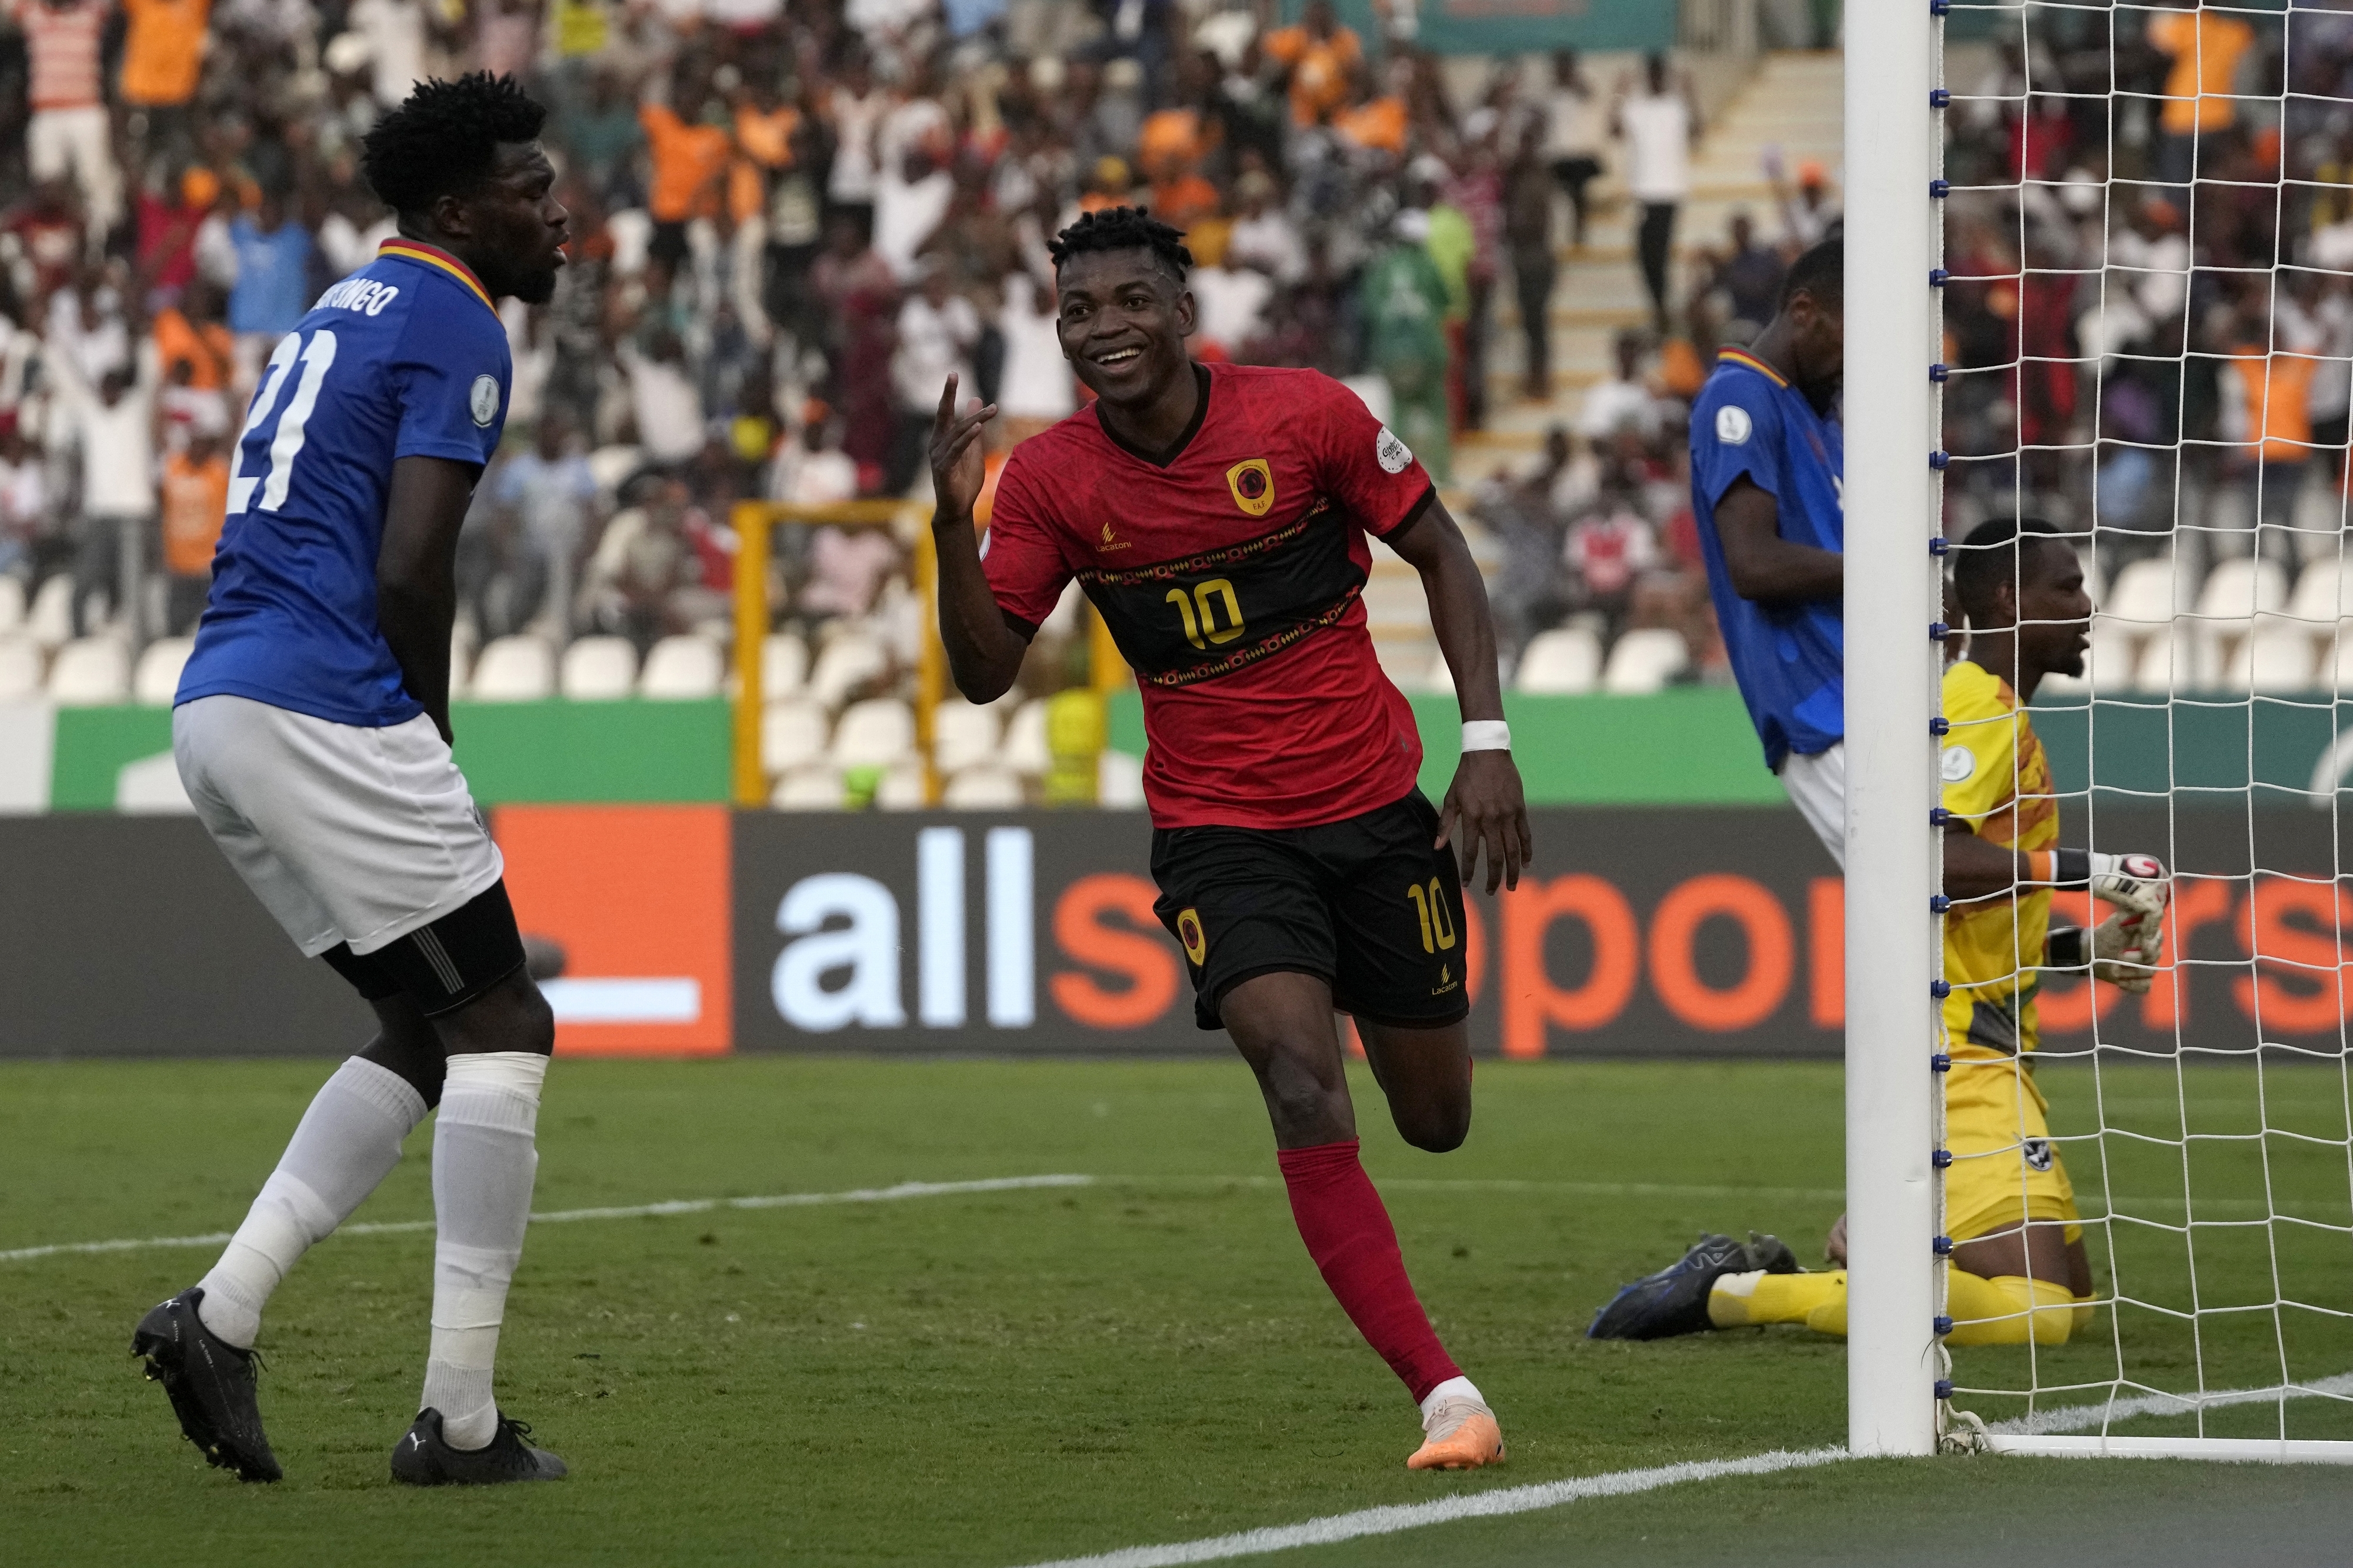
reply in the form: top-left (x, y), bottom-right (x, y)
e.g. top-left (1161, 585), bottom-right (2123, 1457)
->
top-left (1368, 50), bottom-right (1843, 688)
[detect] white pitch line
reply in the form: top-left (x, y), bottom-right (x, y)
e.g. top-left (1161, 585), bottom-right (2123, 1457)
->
top-left (1009, 1447), bottom-right (1851, 1568)
top-left (0, 1175), bottom-right (1095, 1263)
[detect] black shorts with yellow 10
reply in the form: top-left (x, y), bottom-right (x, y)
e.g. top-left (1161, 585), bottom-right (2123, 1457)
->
top-left (1149, 789), bottom-right (1471, 1032)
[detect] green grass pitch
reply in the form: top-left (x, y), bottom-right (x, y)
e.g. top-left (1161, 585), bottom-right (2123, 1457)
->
top-left (4, 1055), bottom-right (2352, 1567)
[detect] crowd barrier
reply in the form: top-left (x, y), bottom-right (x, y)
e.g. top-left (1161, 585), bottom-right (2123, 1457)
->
top-left (5, 805), bottom-right (2345, 1060)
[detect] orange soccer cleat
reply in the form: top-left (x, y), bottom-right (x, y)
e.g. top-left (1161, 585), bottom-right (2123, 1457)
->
top-left (1405, 1393), bottom-right (1505, 1471)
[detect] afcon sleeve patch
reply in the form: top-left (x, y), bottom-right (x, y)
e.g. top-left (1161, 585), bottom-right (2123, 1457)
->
top-left (1714, 404), bottom-right (1753, 445)
top-left (1940, 745), bottom-right (1977, 782)
top-left (1375, 426), bottom-right (1412, 473)
top-left (469, 374), bottom-right (501, 428)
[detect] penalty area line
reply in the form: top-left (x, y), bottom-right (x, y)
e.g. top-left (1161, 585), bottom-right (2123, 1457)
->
top-left (1009, 1447), bottom-right (1851, 1568)
top-left (0, 1174), bottom-right (1096, 1263)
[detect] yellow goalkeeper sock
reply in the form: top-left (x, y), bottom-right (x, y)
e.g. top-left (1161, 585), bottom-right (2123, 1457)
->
top-left (1708, 1269), bottom-right (1848, 1333)
top-left (1944, 1271), bottom-right (2077, 1345)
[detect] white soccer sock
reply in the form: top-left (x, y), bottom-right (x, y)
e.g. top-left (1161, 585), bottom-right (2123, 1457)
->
top-left (196, 1057), bottom-right (428, 1350)
top-left (421, 1051), bottom-right (547, 1452)
top-left (1419, 1374), bottom-right (1487, 1420)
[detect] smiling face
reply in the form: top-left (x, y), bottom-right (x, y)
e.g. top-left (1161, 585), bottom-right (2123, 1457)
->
top-left (457, 141), bottom-right (569, 305)
top-left (1054, 247), bottom-right (1197, 411)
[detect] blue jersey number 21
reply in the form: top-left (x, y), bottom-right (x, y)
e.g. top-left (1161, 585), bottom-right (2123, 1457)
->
top-left (227, 328), bottom-right (339, 516)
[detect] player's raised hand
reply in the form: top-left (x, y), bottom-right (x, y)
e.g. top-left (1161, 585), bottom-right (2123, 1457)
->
top-left (2091, 910), bottom-right (2162, 995)
top-left (1439, 751), bottom-right (1532, 895)
top-left (929, 373), bottom-right (998, 522)
top-left (2090, 852), bottom-right (2169, 924)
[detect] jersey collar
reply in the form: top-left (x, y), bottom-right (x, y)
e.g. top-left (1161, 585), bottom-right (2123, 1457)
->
top-left (1717, 346), bottom-right (1790, 388)
top-left (1095, 362), bottom-right (1214, 469)
top-left (376, 238), bottom-right (497, 316)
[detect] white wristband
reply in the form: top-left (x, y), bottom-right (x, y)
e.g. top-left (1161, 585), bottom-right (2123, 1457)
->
top-left (1461, 720), bottom-right (1511, 753)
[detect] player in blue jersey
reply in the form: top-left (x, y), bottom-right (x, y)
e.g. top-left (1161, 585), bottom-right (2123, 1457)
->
top-left (131, 74), bottom-right (572, 1487)
top-left (1685, 237), bottom-right (1849, 863)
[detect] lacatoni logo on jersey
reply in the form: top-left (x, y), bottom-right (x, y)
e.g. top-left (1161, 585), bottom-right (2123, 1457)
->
top-left (470, 374), bottom-right (501, 428)
top-left (1375, 426), bottom-right (1412, 473)
top-left (1715, 405), bottom-right (1753, 445)
top-left (1225, 459), bottom-right (1275, 517)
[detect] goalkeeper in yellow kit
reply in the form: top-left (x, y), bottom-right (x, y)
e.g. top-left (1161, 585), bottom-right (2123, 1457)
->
top-left (1589, 516), bottom-right (2169, 1346)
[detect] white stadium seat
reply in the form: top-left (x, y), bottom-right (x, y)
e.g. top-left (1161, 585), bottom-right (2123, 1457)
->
top-left (469, 636), bottom-right (555, 701)
top-left (2229, 624), bottom-right (2318, 693)
top-left (2194, 557), bottom-right (2289, 686)
top-left (1600, 629), bottom-right (1689, 695)
top-left (761, 632), bottom-right (808, 698)
top-left (761, 698), bottom-right (830, 774)
top-left (26, 574), bottom-right (73, 649)
top-left (832, 697), bottom-right (916, 768)
top-left (943, 765), bottom-right (1024, 808)
top-left (0, 634), bottom-right (41, 700)
top-left (49, 638), bottom-right (129, 705)
top-left (2331, 635), bottom-right (2353, 693)
top-left (999, 698), bottom-right (1052, 776)
top-left (807, 629), bottom-right (889, 708)
top-left (1515, 627), bottom-right (1602, 694)
top-left (639, 634), bottom-right (725, 699)
top-left (0, 575), bottom-right (24, 635)
top-left (2131, 629), bottom-right (2199, 694)
top-left (770, 765), bottom-right (843, 809)
top-left (132, 637), bottom-right (194, 705)
top-left (115, 750), bottom-right (194, 813)
top-left (2287, 558), bottom-right (2353, 627)
top-left (2106, 556), bottom-right (2187, 628)
top-left (875, 763), bottom-right (927, 809)
top-left (931, 699), bottom-right (999, 774)
top-left (559, 635), bottom-right (639, 700)
top-left (1099, 748), bottom-right (1146, 809)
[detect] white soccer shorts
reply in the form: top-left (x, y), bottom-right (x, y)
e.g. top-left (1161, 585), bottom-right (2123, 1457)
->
top-left (174, 694), bottom-right (504, 958)
top-left (1779, 740), bottom-right (1845, 870)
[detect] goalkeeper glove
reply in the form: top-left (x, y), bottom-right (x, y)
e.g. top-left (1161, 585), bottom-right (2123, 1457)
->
top-left (2051, 912), bottom-right (2164, 993)
top-left (2031, 849), bottom-right (2171, 922)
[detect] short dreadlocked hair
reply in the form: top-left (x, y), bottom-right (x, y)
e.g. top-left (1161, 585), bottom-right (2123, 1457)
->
top-left (1047, 206), bottom-right (1194, 282)
top-left (361, 72), bottom-right (548, 218)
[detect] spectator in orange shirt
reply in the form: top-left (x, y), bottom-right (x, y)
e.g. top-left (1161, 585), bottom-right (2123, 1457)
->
top-left (119, 0), bottom-right (209, 159)
top-left (1262, 0), bottom-right (1362, 128)
top-left (2147, 4), bottom-right (2255, 189)
top-left (641, 81), bottom-right (735, 269)
top-left (160, 430), bottom-right (229, 633)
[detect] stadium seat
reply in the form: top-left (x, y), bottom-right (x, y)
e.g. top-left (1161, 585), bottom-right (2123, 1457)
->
top-left (26, 574), bottom-right (73, 649)
top-left (2331, 636), bottom-right (2353, 693)
top-left (770, 765), bottom-right (843, 809)
top-left (2229, 624), bottom-right (2318, 693)
top-left (448, 623), bottom-right (476, 700)
top-left (2288, 557), bottom-right (2353, 626)
top-left (469, 636), bottom-right (556, 701)
top-left (1599, 629), bottom-right (1689, 695)
top-left (132, 638), bottom-right (194, 705)
top-left (115, 750), bottom-right (193, 813)
top-left (0, 575), bottom-right (23, 636)
top-left (48, 637), bottom-right (130, 705)
top-left (0, 635), bottom-right (40, 701)
top-left (832, 697), bottom-right (916, 768)
top-left (762, 632), bottom-right (808, 699)
top-left (875, 763), bottom-right (927, 809)
top-left (1000, 698), bottom-right (1052, 775)
top-left (1099, 748), bottom-right (1146, 808)
top-left (639, 635), bottom-right (725, 699)
top-left (559, 636), bottom-right (639, 700)
top-left (944, 765), bottom-right (1024, 808)
top-left (931, 699), bottom-right (999, 774)
top-left (808, 628), bottom-right (889, 708)
top-left (761, 698), bottom-right (830, 775)
top-left (2107, 556), bottom-right (2187, 628)
top-left (1515, 627), bottom-right (1603, 694)
top-left (2131, 629), bottom-right (2199, 694)
top-left (2194, 557), bottom-right (2289, 686)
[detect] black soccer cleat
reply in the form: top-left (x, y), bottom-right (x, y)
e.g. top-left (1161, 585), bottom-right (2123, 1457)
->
top-left (390, 1408), bottom-right (568, 1486)
top-left (131, 1287), bottom-right (283, 1482)
top-left (1587, 1232), bottom-right (1765, 1342)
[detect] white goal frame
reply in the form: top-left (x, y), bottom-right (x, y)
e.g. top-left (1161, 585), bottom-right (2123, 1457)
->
top-left (1842, 1), bottom-right (2353, 1467)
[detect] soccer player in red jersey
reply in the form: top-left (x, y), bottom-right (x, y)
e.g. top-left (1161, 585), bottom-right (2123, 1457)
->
top-left (929, 208), bottom-right (1530, 1469)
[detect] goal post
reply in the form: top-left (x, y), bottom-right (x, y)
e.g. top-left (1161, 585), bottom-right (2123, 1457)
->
top-left (1843, 0), bottom-right (1944, 1460)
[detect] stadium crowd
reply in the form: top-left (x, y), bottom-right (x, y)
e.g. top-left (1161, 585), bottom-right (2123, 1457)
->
top-left (0, 0), bottom-right (1665, 686)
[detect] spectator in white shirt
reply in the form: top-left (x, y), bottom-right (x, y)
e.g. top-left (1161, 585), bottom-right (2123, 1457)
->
top-left (771, 418), bottom-right (861, 508)
top-left (1576, 331), bottom-right (1661, 442)
top-left (54, 354), bottom-right (158, 638)
top-left (1544, 48), bottom-right (1604, 248)
top-left (1612, 53), bottom-right (1697, 336)
top-left (890, 263), bottom-right (979, 491)
top-left (995, 269), bottom-right (1075, 443)
top-left (1225, 168), bottom-right (1306, 283)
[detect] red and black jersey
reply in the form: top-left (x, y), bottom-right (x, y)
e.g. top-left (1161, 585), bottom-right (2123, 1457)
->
top-left (983, 361), bottom-right (1437, 829)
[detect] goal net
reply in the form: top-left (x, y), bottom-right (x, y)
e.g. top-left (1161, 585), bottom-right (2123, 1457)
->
top-left (1926, 0), bottom-right (2353, 1460)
